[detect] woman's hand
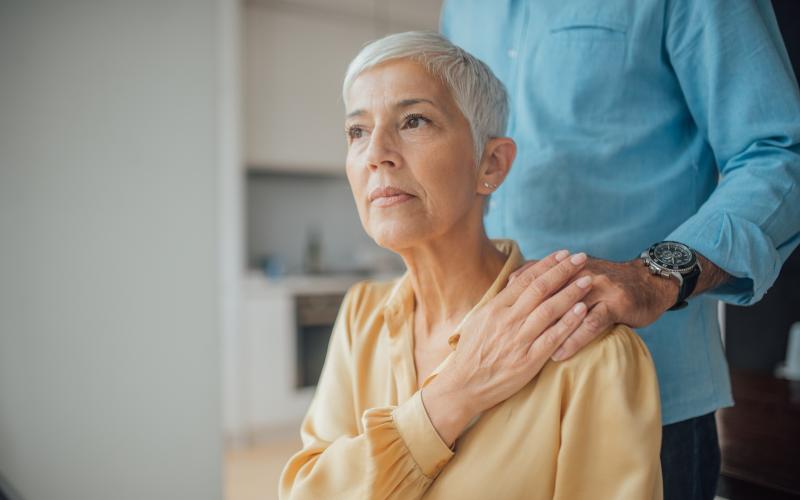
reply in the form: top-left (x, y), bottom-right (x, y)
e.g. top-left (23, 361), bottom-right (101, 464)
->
top-left (421, 250), bottom-right (592, 447)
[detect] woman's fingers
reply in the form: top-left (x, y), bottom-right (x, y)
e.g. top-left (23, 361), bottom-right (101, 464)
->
top-left (507, 260), bottom-right (538, 282)
top-left (517, 272), bottom-right (593, 344)
top-left (507, 252), bottom-right (588, 316)
top-left (526, 299), bottom-right (589, 363)
top-left (507, 249), bottom-right (567, 283)
top-left (496, 249), bottom-right (572, 307)
top-left (551, 302), bottom-right (613, 361)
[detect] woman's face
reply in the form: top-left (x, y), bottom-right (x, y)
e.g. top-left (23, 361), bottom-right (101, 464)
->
top-left (344, 58), bottom-right (483, 252)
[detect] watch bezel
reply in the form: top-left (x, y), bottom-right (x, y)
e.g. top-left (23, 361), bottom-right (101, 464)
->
top-left (646, 241), bottom-right (698, 275)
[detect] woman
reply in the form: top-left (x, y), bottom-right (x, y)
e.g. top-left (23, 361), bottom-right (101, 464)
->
top-left (280, 32), bottom-right (662, 500)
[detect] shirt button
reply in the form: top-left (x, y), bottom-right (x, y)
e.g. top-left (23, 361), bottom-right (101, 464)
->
top-left (507, 48), bottom-right (518, 59)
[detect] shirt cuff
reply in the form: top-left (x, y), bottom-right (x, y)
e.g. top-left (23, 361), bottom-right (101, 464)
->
top-left (666, 210), bottom-right (782, 305)
top-left (392, 390), bottom-right (455, 478)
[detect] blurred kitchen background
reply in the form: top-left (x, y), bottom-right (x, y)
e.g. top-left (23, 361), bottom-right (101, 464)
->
top-left (1, 1), bottom-right (797, 500)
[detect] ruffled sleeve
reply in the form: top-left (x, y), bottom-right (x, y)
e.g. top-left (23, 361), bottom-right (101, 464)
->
top-left (279, 283), bottom-right (454, 499)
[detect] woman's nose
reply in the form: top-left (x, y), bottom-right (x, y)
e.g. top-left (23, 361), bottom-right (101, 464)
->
top-left (364, 128), bottom-right (400, 171)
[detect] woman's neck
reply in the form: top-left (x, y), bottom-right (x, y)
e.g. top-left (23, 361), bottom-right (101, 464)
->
top-left (399, 226), bottom-right (507, 337)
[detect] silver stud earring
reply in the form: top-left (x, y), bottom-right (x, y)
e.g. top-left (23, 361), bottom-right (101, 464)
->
top-left (483, 182), bottom-right (497, 189)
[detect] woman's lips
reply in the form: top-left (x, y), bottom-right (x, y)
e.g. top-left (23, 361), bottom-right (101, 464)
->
top-left (371, 192), bottom-right (414, 207)
top-left (368, 186), bottom-right (415, 207)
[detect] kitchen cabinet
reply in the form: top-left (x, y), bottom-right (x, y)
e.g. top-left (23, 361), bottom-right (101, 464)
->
top-left (243, 0), bottom-right (442, 175)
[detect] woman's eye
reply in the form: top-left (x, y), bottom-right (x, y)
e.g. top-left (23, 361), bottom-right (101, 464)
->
top-left (403, 114), bottom-right (429, 129)
top-left (346, 126), bottom-right (364, 140)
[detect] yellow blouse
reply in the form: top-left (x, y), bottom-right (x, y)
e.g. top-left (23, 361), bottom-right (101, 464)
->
top-left (280, 239), bottom-right (663, 499)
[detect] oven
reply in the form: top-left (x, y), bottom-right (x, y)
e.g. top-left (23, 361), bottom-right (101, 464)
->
top-left (294, 292), bottom-right (344, 388)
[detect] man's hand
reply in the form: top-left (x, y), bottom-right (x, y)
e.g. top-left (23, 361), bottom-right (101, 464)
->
top-left (507, 251), bottom-right (732, 362)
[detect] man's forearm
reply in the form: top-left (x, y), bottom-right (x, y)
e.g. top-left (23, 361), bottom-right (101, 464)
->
top-left (692, 252), bottom-right (734, 298)
top-left (635, 251), bottom-right (735, 314)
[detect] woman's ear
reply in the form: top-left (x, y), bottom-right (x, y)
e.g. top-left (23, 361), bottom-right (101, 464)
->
top-left (477, 137), bottom-right (516, 194)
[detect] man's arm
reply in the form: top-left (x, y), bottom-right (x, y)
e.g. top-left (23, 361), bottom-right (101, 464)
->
top-left (661, 0), bottom-right (800, 306)
top-left (543, 0), bottom-right (800, 361)
top-left (692, 254), bottom-right (736, 299)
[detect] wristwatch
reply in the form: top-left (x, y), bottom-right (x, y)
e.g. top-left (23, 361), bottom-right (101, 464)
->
top-left (640, 241), bottom-right (702, 311)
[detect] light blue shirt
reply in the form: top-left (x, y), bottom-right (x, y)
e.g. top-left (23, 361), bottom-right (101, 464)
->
top-left (441, 0), bottom-right (800, 425)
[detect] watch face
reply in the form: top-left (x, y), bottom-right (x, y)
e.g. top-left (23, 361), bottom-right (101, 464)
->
top-left (649, 241), bottom-right (696, 271)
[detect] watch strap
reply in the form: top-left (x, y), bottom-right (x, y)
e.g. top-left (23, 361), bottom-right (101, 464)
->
top-left (668, 264), bottom-right (700, 311)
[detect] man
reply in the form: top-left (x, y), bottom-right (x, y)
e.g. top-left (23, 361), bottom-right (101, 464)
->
top-left (440, 1), bottom-right (800, 498)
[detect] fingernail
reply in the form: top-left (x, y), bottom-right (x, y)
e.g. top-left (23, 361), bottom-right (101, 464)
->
top-left (555, 249), bottom-right (569, 262)
top-left (572, 302), bottom-right (587, 315)
top-left (576, 276), bottom-right (592, 288)
top-left (552, 348), bottom-right (567, 361)
top-left (570, 252), bottom-right (587, 265)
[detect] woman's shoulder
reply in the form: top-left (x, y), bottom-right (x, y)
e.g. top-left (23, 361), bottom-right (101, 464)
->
top-left (551, 323), bottom-right (656, 379)
top-left (536, 324), bottom-right (661, 422)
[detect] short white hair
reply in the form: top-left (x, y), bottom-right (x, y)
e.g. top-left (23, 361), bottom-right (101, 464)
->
top-left (342, 31), bottom-right (509, 164)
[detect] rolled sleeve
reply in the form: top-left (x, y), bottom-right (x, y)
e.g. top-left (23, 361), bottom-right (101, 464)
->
top-left (667, 210), bottom-right (791, 305)
top-left (392, 390), bottom-right (455, 478)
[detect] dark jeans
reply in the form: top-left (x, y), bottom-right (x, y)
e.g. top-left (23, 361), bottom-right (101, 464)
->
top-left (660, 411), bottom-right (721, 500)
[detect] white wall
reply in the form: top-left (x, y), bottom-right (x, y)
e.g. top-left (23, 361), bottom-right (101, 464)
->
top-left (0, 1), bottom-right (240, 499)
top-left (243, 0), bottom-right (443, 173)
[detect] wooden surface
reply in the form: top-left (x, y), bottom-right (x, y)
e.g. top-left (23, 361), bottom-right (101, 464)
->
top-left (225, 436), bottom-right (302, 500)
top-left (717, 370), bottom-right (800, 496)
